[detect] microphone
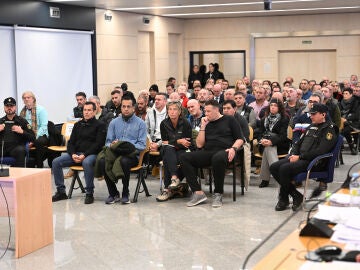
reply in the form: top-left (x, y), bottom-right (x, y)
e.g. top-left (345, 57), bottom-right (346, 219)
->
top-left (300, 162), bottom-right (360, 237)
top-left (241, 161), bottom-right (360, 269)
top-left (299, 187), bottom-right (342, 238)
top-left (0, 139), bottom-right (10, 177)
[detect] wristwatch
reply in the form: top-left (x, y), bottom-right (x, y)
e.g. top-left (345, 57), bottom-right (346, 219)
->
top-left (232, 146), bottom-right (238, 151)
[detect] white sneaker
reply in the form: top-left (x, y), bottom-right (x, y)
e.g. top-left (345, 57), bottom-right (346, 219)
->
top-left (168, 178), bottom-right (180, 190)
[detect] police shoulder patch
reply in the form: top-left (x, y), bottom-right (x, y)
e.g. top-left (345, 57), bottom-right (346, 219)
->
top-left (326, 132), bottom-right (333, 140)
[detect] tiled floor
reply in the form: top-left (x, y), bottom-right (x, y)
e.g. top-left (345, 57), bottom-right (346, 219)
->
top-left (0, 151), bottom-right (359, 270)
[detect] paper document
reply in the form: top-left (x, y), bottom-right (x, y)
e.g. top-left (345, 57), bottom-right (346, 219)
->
top-left (300, 261), bottom-right (360, 270)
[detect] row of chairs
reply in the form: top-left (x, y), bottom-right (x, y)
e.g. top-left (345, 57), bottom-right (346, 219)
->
top-left (46, 122), bottom-right (151, 203)
top-left (3, 120), bottom-right (344, 204)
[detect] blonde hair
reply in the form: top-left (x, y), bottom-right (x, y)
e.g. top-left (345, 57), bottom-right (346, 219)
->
top-left (22, 91), bottom-right (36, 102)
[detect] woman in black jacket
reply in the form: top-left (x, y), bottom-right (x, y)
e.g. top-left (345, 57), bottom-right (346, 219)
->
top-left (156, 101), bottom-right (194, 202)
top-left (257, 99), bottom-right (290, 188)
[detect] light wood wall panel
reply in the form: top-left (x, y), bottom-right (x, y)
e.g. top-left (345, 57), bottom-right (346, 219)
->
top-left (96, 11), bottom-right (359, 104)
top-left (255, 35), bottom-right (359, 85)
top-left (96, 9), bottom-right (184, 103)
top-left (184, 13), bottom-right (360, 85)
top-left (278, 50), bottom-right (336, 86)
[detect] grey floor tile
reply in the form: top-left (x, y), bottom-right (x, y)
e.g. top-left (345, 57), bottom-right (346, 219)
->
top-left (0, 152), bottom-right (359, 270)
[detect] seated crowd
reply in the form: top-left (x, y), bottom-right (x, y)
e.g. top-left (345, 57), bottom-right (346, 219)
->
top-left (1, 66), bottom-right (359, 210)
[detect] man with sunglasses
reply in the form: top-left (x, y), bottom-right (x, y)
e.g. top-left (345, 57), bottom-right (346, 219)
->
top-left (0, 97), bottom-right (35, 167)
top-left (270, 103), bottom-right (338, 212)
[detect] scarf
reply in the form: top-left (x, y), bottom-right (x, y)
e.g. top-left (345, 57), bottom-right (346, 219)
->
top-left (264, 113), bottom-right (281, 132)
top-left (20, 104), bottom-right (37, 136)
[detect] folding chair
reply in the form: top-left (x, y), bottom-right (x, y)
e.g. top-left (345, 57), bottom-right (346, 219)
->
top-left (132, 139), bottom-right (151, 202)
top-left (68, 165), bottom-right (86, 198)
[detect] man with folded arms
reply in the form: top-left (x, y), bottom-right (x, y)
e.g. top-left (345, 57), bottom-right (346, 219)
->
top-left (0, 97), bottom-right (35, 167)
top-left (180, 99), bottom-right (244, 208)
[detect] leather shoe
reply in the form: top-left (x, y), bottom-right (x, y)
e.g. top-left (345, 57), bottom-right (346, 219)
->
top-left (291, 190), bottom-right (304, 211)
top-left (275, 200), bottom-right (289, 211)
top-left (259, 180), bottom-right (269, 188)
top-left (84, 194), bottom-right (94, 204)
top-left (52, 191), bottom-right (68, 202)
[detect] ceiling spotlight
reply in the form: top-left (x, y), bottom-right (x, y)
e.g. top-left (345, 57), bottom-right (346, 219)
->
top-left (264, 0), bottom-right (272, 10)
top-left (104, 10), bottom-right (112, 21)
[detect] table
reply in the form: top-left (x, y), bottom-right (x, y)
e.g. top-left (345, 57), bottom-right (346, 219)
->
top-left (253, 229), bottom-right (344, 270)
top-left (0, 167), bottom-right (53, 258)
top-left (253, 190), bottom-right (349, 269)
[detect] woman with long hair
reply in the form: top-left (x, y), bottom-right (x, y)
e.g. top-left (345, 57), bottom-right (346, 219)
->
top-left (257, 99), bottom-right (290, 188)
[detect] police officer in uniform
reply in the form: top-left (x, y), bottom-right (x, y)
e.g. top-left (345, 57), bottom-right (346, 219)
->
top-left (270, 103), bottom-right (339, 211)
top-left (0, 97), bottom-right (35, 167)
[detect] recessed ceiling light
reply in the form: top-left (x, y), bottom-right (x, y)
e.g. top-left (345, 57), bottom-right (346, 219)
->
top-left (163, 6), bottom-right (360, 17)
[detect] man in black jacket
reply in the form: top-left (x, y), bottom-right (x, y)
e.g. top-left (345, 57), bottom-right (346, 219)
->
top-left (52, 102), bottom-right (106, 204)
top-left (270, 103), bottom-right (339, 211)
top-left (0, 97), bottom-right (35, 167)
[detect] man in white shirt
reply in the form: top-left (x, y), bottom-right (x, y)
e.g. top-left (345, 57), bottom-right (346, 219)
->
top-left (145, 93), bottom-right (167, 152)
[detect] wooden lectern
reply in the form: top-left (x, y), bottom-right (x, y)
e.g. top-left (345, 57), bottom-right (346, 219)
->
top-left (0, 167), bottom-right (53, 258)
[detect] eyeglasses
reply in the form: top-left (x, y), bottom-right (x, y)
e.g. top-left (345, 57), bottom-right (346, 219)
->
top-left (308, 100), bottom-right (318, 103)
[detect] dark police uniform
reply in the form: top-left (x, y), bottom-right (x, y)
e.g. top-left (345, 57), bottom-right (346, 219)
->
top-left (270, 109), bottom-right (338, 209)
top-left (0, 115), bottom-right (35, 167)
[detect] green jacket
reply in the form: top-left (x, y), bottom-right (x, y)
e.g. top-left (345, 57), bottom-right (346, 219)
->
top-left (94, 141), bottom-right (137, 182)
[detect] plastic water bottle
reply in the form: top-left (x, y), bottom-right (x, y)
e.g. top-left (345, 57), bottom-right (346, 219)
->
top-left (350, 172), bottom-right (360, 206)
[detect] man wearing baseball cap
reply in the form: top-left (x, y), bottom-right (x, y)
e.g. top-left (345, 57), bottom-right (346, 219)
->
top-left (0, 97), bottom-right (35, 167)
top-left (270, 103), bottom-right (339, 211)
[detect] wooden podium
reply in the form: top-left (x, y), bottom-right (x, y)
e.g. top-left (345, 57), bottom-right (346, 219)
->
top-left (0, 167), bottom-right (53, 258)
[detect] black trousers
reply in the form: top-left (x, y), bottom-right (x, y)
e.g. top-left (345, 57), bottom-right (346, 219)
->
top-left (269, 158), bottom-right (309, 201)
top-left (180, 149), bottom-right (228, 194)
top-left (161, 146), bottom-right (186, 188)
top-left (98, 156), bottom-right (138, 197)
top-left (33, 135), bottom-right (49, 168)
top-left (3, 144), bottom-right (26, 167)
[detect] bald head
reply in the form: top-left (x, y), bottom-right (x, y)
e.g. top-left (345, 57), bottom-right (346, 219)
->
top-left (213, 84), bottom-right (222, 97)
top-left (187, 99), bottom-right (201, 117)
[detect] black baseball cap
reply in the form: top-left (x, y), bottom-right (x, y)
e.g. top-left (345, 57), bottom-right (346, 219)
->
top-left (4, 97), bottom-right (16, 106)
top-left (309, 103), bottom-right (328, 114)
top-left (120, 83), bottom-right (128, 91)
top-left (149, 84), bottom-right (159, 92)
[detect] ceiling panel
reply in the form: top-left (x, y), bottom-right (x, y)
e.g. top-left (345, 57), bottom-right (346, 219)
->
top-left (43, 0), bottom-right (360, 19)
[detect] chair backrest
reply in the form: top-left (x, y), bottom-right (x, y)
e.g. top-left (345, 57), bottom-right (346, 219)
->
top-left (327, 134), bottom-right (344, 181)
top-left (135, 138), bottom-right (151, 168)
top-left (287, 126), bottom-right (293, 141)
top-left (248, 125), bottom-right (254, 141)
top-left (1, 157), bottom-right (16, 166)
top-left (339, 117), bottom-right (345, 131)
top-left (62, 121), bottom-right (76, 146)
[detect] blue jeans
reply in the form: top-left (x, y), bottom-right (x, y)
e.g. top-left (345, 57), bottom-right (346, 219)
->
top-left (52, 153), bottom-right (96, 194)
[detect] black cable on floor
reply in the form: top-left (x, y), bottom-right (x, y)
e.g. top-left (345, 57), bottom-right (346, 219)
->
top-left (0, 183), bottom-right (11, 260)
